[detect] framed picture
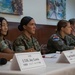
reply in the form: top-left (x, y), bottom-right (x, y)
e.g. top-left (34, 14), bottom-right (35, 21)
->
top-left (0, 0), bottom-right (23, 15)
top-left (46, 0), bottom-right (66, 20)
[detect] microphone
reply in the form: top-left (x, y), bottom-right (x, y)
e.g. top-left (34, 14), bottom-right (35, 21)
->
top-left (0, 58), bottom-right (7, 65)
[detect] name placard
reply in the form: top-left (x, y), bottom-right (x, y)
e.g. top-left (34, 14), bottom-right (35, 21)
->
top-left (57, 50), bottom-right (75, 64)
top-left (11, 52), bottom-right (46, 71)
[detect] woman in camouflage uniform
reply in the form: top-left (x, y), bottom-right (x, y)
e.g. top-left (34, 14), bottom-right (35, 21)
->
top-left (47, 20), bottom-right (75, 53)
top-left (13, 16), bottom-right (41, 52)
top-left (0, 17), bottom-right (14, 61)
top-left (69, 18), bottom-right (75, 40)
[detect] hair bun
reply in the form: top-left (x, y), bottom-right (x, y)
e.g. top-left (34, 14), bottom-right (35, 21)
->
top-left (18, 25), bottom-right (23, 31)
top-left (18, 16), bottom-right (33, 31)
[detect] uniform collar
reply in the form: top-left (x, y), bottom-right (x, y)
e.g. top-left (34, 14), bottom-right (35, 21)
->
top-left (56, 32), bottom-right (67, 39)
top-left (22, 33), bottom-right (33, 41)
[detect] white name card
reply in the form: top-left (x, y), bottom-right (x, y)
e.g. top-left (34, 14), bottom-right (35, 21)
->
top-left (57, 50), bottom-right (75, 64)
top-left (11, 52), bottom-right (46, 71)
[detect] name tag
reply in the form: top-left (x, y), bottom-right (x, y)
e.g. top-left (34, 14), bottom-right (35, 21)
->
top-left (11, 52), bottom-right (46, 71)
top-left (57, 50), bottom-right (75, 64)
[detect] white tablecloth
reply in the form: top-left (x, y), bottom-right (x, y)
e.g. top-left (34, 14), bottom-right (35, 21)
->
top-left (0, 53), bottom-right (75, 75)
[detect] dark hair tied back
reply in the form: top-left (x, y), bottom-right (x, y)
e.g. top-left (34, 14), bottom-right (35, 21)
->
top-left (57, 20), bottom-right (69, 32)
top-left (18, 16), bottom-right (33, 31)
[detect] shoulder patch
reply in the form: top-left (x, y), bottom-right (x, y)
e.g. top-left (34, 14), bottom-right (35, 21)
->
top-left (52, 34), bottom-right (59, 41)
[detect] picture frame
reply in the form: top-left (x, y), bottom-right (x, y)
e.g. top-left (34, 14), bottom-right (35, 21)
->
top-left (0, 0), bottom-right (23, 15)
top-left (46, 0), bottom-right (66, 20)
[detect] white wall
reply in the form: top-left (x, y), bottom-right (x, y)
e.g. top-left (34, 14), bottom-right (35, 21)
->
top-left (66, 0), bottom-right (75, 20)
top-left (0, 0), bottom-right (75, 25)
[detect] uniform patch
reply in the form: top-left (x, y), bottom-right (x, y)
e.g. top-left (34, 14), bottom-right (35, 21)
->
top-left (52, 34), bottom-right (59, 41)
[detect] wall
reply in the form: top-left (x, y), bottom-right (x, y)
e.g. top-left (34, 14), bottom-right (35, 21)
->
top-left (6, 22), bottom-right (56, 45)
top-left (0, 0), bottom-right (75, 25)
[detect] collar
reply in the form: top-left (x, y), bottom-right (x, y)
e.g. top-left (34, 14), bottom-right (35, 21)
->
top-left (22, 33), bottom-right (33, 41)
top-left (56, 32), bottom-right (67, 39)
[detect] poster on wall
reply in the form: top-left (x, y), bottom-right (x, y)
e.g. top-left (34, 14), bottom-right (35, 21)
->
top-left (0, 0), bottom-right (23, 15)
top-left (46, 0), bottom-right (66, 20)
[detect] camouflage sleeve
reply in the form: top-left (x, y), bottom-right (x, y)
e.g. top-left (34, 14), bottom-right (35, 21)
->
top-left (13, 39), bottom-right (25, 52)
top-left (0, 40), bottom-right (8, 52)
top-left (48, 35), bottom-right (74, 51)
top-left (4, 39), bottom-right (13, 50)
top-left (33, 38), bottom-right (41, 51)
top-left (68, 36), bottom-right (75, 46)
top-left (35, 41), bottom-right (41, 51)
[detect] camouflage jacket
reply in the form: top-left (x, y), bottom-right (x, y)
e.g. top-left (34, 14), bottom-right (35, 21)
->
top-left (47, 32), bottom-right (75, 53)
top-left (69, 34), bottom-right (75, 40)
top-left (0, 38), bottom-right (13, 52)
top-left (13, 34), bottom-right (41, 52)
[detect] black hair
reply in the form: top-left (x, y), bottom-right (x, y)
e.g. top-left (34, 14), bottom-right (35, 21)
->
top-left (0, 17), bottom-right (8, 26)
top-left (57, 20), bottom-right (69, 32)
top-left (69, 18), bottom-right (75, 25)
top-left (18, 16), bottom-right (33, 31)
top-left (0, 17), bottom-right (8, 36)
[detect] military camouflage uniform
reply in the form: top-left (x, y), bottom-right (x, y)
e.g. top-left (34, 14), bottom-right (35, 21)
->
top-left (47, 32), bottom-right (75, 53)
top-left (13, 34), bottom-right (41, 52)
top-left (0, 38), bottom-right (13, 52)
top-left (4, 39), bottom-right (13, 50)
top-left (69, 34), bottom-right (75, 40)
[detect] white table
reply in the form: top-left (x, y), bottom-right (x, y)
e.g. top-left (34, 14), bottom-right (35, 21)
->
top-left (0, 53), bottom-right (75, 75)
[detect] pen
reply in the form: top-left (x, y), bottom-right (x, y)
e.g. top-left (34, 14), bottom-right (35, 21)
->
top-left (42, 55), bottom-right (56, 58)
